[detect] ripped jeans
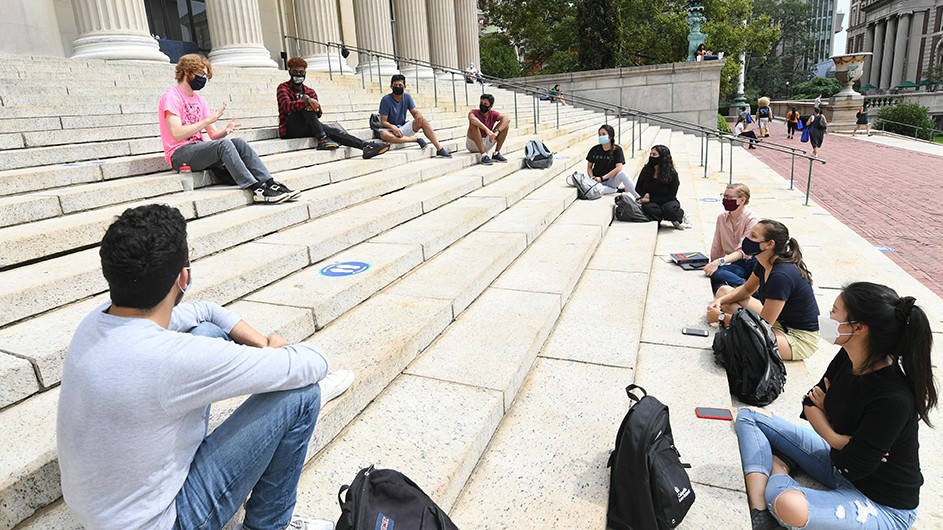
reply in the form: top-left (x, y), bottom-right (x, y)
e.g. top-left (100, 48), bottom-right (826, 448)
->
top-left (735, 408), bottom-right (917, 529)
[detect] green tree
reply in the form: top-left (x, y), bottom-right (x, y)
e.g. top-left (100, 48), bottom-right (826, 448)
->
top-left (790, 77), bottom-right (840, 99)
top-left (746, 0), bottom-right (813, 98)
top-left (876, 103), bottom-right (936, 140)
top-left (576, 0), bottom-right (623, 70)
top-left (480, 33), bottom-right (522, 78)
top-left (486, 0), bottom-right (578, 74)
top-left (620, 0), bottom-right (689, 65)
top-left (701, 0), bottom-right (781, 98)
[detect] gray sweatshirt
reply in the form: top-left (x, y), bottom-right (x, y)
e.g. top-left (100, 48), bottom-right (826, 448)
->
top-left (57, 301), bottom-right (330, 530)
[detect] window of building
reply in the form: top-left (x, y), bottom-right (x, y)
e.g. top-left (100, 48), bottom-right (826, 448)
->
top-left (144, 0), bottom-right (211, 58)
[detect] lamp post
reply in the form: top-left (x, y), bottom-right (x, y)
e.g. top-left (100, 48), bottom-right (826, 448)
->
top-left (729, 50), bottom-right (749, 115)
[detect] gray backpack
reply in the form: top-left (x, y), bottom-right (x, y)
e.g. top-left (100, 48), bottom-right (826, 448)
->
top-left (522, 140), bottom-right (554, 169)
top-left (566, 171), bottom-right (603, 200)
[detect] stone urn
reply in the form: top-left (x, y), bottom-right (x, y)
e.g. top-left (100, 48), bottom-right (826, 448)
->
top-left (831, 53), bottom-right (872, 98)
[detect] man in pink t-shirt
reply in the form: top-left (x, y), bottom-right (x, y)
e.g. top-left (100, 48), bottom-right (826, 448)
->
top-left (466, 93), bottom-right (510, 165)
top-left (158, 54), bottom-right (296, 204)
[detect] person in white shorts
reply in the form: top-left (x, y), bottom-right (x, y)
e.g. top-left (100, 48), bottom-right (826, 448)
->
top-left (377, 74), bottom-right (451, 158)
top-left (466, 93), bottom-right (510, 165)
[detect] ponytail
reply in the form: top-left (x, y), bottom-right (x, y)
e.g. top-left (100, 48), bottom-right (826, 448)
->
top-left (758, 221), bottom-right (813, 285)
top-left (842, 283), bottom-right (938, 426)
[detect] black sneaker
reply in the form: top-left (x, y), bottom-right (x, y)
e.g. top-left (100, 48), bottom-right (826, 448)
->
top-left (750, 509), bottom-right (782, 530)
top-left (480, 154), bottom-right (493, 165)
top-left (492, 152), bottom-right (508, 163)
top-left (317, 138), bottom-right (339, 150)
top-left (252, 182), bottom-right (291, 204)
top-left (436, 148), bottom-right (452, 158)
top-left (271, 180), bottom-right (294, 193)
top-left (362, 141), bottom-right (390, 160)
top-left (416, 138), bottom-right (428, 149)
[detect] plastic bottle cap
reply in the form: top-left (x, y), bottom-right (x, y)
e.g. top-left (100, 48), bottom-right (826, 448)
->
top-left (180, 164), bottom-right (191, 172)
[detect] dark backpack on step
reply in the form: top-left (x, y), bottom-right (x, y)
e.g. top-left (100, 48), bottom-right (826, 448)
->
top-left (607, 385), bottom-right (695, 530)
top-left (337, 465), bottom-right (459, 530)
top-left (712, 307), bottom-right (787, 406)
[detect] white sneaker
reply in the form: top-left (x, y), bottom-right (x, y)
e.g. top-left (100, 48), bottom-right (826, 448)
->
top-left (681, 213), bottom-right (693, 229)
top-left (286, 515), bottom-right (335, 530)
top-left (318, 369), bottom-right (354, 409)
top-left (671, 220), bottom-right (685, 230)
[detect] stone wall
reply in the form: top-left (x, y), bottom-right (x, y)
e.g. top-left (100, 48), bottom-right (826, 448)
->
top-left (507, 61), bottom-right (724, 130)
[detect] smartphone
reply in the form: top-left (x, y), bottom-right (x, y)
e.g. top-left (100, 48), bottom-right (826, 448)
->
top-left (682, 327), bottom-right (709, 337)
top-left (695, 407), bottom-right (734, 421)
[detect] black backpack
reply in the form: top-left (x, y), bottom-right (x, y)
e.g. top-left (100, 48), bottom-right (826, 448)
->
top-left (337, 465), bottom-right (459, 530)
top-left (607, 385), bottom-right (695, 530)
top-left (712, 308), bottom-right (787, 406)
top-left (613, 194), bottom-right (649, 222)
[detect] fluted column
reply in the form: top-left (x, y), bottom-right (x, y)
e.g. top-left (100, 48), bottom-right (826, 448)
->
top-left (905, 11), bottom-right (926, 84)
top-left (395, 0), bottom-right (435, 79)
top-left (70, 0), bottom-right (168, 61)
top-left (879, 16), bottom-right (897, 89)
top-left (454, 0), bottom-right (480, 73)
top-left (353, 0), bottom-right (400, 77)
top-left (205, 0), bottom-right (277, 68)
top-left (869, 20), bottom-right (885, 88)
top-left (889, 13), bottom-right (911, 87)
top-left (863, 24), bottom-right (875, 82)
top-left (296, 0), bottom-right (353, 74)
top-left (427, 0), bottom-right (459, 75)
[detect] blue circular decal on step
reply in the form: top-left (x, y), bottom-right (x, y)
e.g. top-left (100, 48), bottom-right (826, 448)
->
top-left (319, 261), bottom-right (371, 277)
top-left (699, 197), bottom-right (721, 202)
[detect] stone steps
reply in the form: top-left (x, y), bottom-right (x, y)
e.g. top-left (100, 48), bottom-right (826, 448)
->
top-left (0, 118), bottom-right (649, 528)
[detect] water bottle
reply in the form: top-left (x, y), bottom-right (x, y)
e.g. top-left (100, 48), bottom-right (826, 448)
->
top-left (179, 164), bottom-right (194, 191)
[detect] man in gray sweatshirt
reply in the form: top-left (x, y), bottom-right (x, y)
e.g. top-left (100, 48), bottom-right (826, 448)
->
top-left (57, 204), bottom-right (350, 530)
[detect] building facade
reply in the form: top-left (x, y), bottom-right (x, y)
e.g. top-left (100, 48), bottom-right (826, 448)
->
top-left (846, 0), bottom-right (943, 89)
top-left (0, 0), bottom-right (481, 75)
top-left (811, 0), bottom-right (839, 67)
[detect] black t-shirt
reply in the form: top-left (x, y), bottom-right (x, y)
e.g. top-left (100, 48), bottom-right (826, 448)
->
top-left (586, 144), bottom-right (625, 178)
top-left (801, 350), bottom-right (922, 509)
top-left (752, 261), bottom-right (819, 331)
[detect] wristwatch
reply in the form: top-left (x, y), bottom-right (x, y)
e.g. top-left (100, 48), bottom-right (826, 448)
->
top-left (717, 257), bottom-right (727, 266)
top-left (718, 311), bottom-right (726, 325)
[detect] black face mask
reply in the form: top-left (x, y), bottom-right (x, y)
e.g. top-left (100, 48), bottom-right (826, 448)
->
top-left (479, 104), bottom-right (490, 113)
top-left (648, 157), bottom-right (660, 167)
top-left (189, 75), bottom-right (207, 91)
top-left (290, 74), bottom-right (305, 85)
top-left (392, 86), bottom-right (405, 96)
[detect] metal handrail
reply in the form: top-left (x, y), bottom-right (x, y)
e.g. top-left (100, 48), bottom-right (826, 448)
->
top-left (283, 35), bottom-right (827, 204)
top-left (722, 134), bottom-right (826, 206)
top-left (872, 117), bottom-right (943, 140)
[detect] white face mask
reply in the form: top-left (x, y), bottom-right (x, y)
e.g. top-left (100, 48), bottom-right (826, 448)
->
top-left (177, 267), bottom-right (193, 297)
top-left (818, 314), bottom-right (853, 344)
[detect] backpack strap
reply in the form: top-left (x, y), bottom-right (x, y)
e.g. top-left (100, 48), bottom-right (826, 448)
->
top-left (625, 384), bottom-right (646, 402)
top-left (337, 484), bottom-right (350, 507)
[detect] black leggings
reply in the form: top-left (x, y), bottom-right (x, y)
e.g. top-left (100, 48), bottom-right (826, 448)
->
top-left (787, 122), bottom-right (797, 135)
top-left (282, 110), bottom-right (365, 149)
top-left (642, 200), bottom-right (684, 223)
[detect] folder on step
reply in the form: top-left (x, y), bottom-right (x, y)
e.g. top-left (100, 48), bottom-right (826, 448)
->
top-left (670, 252), bottom-right (709, 268)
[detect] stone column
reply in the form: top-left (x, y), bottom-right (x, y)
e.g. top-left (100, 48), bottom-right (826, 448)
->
top-left (863, 24), bottom-right (875, 83)
top-left (353, 0), bottom-right (400, 77)
top-left (205, 0), bottom-right (277, 67)
top-left (295, 0), bottom-right (353, 74)
top-left (395, 0), bottom-right (435, 79)
top-left (454, 0), bottom-right (480, 73)
top-left (427, 0), bottom-right (459, 74)
top-left (879, 16), bottom-right (897, 89)
top-left (905, 11), bottom-right (927, 83)
top-left (889, 13), bottom-right (912, 87)
top-left (70, 0), bottom-right (169, 61)
top-left (869, 19), bottom-right (885, 88)
top-left (338, 0), bottom-right (359, 69)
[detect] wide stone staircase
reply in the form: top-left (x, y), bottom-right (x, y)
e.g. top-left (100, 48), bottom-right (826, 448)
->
top-left (2, 55), bottom-right (942, 530)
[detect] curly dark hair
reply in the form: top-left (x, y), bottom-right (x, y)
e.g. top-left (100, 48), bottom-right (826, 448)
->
top-left (99, 204), bottom-right (189, 310)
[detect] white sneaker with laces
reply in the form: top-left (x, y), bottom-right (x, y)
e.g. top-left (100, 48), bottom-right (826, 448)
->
top-left (286, 515), bottom-right (335, 530)
top-left (671, 220), bottom-right (685, 230)
top-left (681, 212), bottom-right (693, 229)
top-left (318, 369), bottom-right (355, 409)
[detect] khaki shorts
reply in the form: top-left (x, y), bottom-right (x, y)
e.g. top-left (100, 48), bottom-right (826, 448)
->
top-left (772, 322), bottom-right (820, 361)
top-left (466, 134), bottom-right (495, 154)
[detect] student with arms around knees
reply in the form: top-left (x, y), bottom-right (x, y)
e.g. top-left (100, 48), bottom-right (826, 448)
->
top-left (704, 183), bottom-right (760, 293)
top-left (56, 204), bottom-right (354, 530)
top-left (707, 219), bottom-right (820, 360)
top-left (158, 54), bottom-right (296, 204)
top-left (735, 282), bottom-right (935, 529)
top-left (277, 56), bottom-right (389, 159)
top-left (467, 93), bottom-right (510, 165)
top-left (635, 145), bottom-right (691, 229)
top-left (377, 74), bottom-right (451, 158)
top-left (585, 123), bottom-right (639, 198)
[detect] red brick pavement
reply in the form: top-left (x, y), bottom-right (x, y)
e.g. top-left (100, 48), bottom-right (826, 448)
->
top-left (746, 120), bottom-right (943, 297)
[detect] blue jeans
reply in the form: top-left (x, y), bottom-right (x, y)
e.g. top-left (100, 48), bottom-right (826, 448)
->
top-left (175, 323), bottom-right (322, 530)
top-left (735, 408), bottom-right (917, 529)
top-left (710, 257), bottom-right (756, 293)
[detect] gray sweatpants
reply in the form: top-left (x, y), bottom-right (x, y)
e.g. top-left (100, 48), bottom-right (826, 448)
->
top-left (601, 171), bottom-right (640, 198)
top-left (171, 137), bottom-right (273, 189)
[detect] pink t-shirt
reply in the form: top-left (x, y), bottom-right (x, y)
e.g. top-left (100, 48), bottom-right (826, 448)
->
top-left (158, 85), bottom-right (210, 165)
top-left (711, 209), bottom-right (760, 261)
top-left (469, 109), bottom-right (501, 132)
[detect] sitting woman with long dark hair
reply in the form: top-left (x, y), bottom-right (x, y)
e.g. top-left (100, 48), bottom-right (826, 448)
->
top-left (735, 282), bottom-right (936, 529)
top-left (707, 219), bottom-right (820, 360)
top-left (635, 144), bottom-right (690, 229)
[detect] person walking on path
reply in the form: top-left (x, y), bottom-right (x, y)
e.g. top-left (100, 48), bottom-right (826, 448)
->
top-left (704, 183), bottom-right (760, 293)
top-left (277, 56), bottom-right (389, 159)
top-left (755, 97), bottom-right (773, 138)
top-left (466, 93), bottom-right (510, 165)
top-left (635, 144), bottom-right (691, 229)
top-left (585, 123), bottom-right (639, 197)
top-left (377, 74), bottom-right (451, 158)
top-left (735, 282), bottom-right (935, 530)
top-left (785, 107), bottom-right (800, 140)
top-left (805, 107), bottom-right (828, 157)
top-left (852, 105), bottom-right (872, 136)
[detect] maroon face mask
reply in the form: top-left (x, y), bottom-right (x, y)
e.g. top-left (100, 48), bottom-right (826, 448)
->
top-left (722, 198), bottom-right (740, 211)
